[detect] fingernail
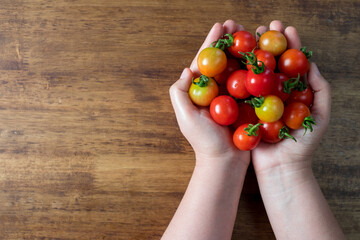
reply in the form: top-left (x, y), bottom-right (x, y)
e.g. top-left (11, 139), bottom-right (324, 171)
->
top-left (180, 68), bottom-right (188, 79)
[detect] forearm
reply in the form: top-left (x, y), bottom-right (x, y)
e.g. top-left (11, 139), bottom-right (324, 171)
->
top-left (256, 162), bottom-right (345, 240)
top-left (162, 154), bottom-right (249, 240)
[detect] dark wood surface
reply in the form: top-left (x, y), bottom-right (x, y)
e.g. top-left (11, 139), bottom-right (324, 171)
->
top-left (0, 0), bottom-right (359, 239)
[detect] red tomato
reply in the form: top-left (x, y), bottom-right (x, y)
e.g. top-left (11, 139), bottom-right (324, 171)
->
top-left (228, 31), bottom-right (257, 58)
top-left (286, 86), bottom-right (314, 107)
top-left (210, 95), bottom-right (239, 125)
top-left (246, 66), bottom-right (275, 97)
top-left (271, 73), bottom-right (291, 102)
top-left (197, 47), bottom-right (227, 77)
top-left (226, 70), bottom-right (250, 99)
top-left (188, 76), bottom-right (219, 106)
top-left (233, 123), bottom-right (262, 151)
top-left (278, 49), bottom-right (309, 77)
top-left (232, 102), bottom-right (258, 129)
top-left (283, 102), bottom-right (315, 133)
top-left (255, 95), bottom-right (284, 123)
top-left (259, 30), bottom-right (287, 56)
top-left (214, 58), bottom-right (240, 85)
top-left (246, 49), bottom-right (276, 71)
top-left (259, 119), bottom-right (296, 143)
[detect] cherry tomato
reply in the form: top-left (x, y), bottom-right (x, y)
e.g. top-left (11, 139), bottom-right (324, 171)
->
top-left (246, 66), bottom-right (275, 97)
top-left (233, 123), bottom-right (262, 151)
top-left (228, 31), bottom-right (257, 58)
top-left (278, 49), bottom-right (309, 77)
top-left (188, 75), bottom-right (219, 106)
top-left (286, 86), bottom-right (314, 107)
top-left (259, 30), bottom-right (287, 56)
top-left (214, 58), bottom-right (240, 85)
top-left (210, 95), bottom-right (239, 125)
top-left (255, 95), bottom-right (284, 122)
top-left (232, 102), bottom-right (258, 129)
top-left (283, 102), bottom-right (314, 130)
top-left (197, 47), bottom-right (227, 77)
top-left (271, 73), bottom-right (291, 102)
top-left (246, 49), bottom-right (276, 71)
top-left (226, 70), bottom-right (250, 99)
top-left (259, 119), bottom-right (295, 143)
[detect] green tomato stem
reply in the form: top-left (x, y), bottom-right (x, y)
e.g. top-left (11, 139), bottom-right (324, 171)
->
top-left (303, 116), bottom-right (316, 135)
top-left (239, 50), bottom-right (265, 74)
top-left (192, 75), bottom-right (209, 87)
top-left (283, 73), bottom-right (302, 94)
top-left (300, 46), bottom-right (313, 59)
top-left (244, 123), bottom-right (263, 137)
top-left (212, 34), bottom-right (234, 50)
top-left (279, 126), bottom-right (297, 142)
top-left (245, 96), bottom-right (264, 108)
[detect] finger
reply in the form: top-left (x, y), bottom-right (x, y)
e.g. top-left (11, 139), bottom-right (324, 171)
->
top-left (169, 68), bottom-right (198, 121)
top-left (307, 63), bottom-right (331, 125)
top-left (190, 23), bottom-right (224, 76)
top-left (236, 24), bottom-right (244, 32)
top-left (269, 20), bottom-right (285, 33)
top-left (255, 26), bottom-right (267, 41)
top-left (284, 26), bottom-right (302, 49)
top-left (223, 19), bottom-right (237, 34)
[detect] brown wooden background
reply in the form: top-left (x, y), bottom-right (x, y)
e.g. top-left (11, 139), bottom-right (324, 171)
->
top-left (0, 0), bottom-right (359, 239)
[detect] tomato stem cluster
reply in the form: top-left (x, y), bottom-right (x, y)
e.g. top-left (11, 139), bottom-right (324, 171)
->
top-left (300, 46), bottom-right (313, 59)
top-left (245, 96), bottom-right (264, 108)
top-left (244, 123), bottom-right (262, 136)
top-left (239, 50), bottom-right (265, 74)
top-left (279, 126), bottom-right (297, 142)
top-left (303, 116), bottom-right (316, 135)
top-left (211, 34), bottom-right (234, 51)
top-left (192, 75), bottom-right (209, 87)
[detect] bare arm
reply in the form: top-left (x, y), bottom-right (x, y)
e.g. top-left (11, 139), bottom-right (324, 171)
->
top-left (252, 20), bottom-right (345, 240)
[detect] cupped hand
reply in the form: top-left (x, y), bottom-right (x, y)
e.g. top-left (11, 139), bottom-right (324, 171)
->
top-left (251, 20), bottom-right (331, 174)
top-left (169, 20), bottom-right (249, 166)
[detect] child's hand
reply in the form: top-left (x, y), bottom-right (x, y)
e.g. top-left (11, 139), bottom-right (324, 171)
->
top-left (251, 20), bottom-right (331, 174)
top-left (169, 20), bottom-right (249, 166)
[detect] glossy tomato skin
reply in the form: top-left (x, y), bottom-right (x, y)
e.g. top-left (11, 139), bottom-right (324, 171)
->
top-left (210, 95), bottom-right (239, 125)
top-left (271, 73), bottom-right (291, 102)
top-left (255, 95), bottom-right (284, 122)
top-left (286, 86), bottom-right (314, 107)
top-left (188, 77), bottom-right (219, 106)
top-left (226, 70), bottom-right (250, 99)
top-left (232, 102), bottom-right (258, 129)
top-left (228, 31), bottom-right (257, 58)
top-left (197, 47), bottom-right (227, 77)
top-left (278, 49), bottom-right (309, 77)
top-left (259, 30), bottom-right (287, 56)
top-left (246, 66), bottom-right (275, 97)
top-left (283, 102), bottom-right (311, 129)
top-left (214, 58), bottom-right (240, 85)
top-left (233, 123), bottom-right (261, 151)
top-left (259, 119), bottom-right (285, 143)
top-left (247, 49), bottom-right (276, 71)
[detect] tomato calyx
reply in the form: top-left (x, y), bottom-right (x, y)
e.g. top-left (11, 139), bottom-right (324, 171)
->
top-left (211, 33), bottom-right (234, 51)
top-left (244, 123), bottom-right (262, 136)
top-left (240, 50), bottom-right (265, 74)
top-left (300, 46), bottom-right (313, 59)
top-left (245, 96), bottom-right (264, 108)
top-left (192, 75), bottom-right (210, 87)
top-left (303, 116), bottom-right (316, 135)
top-left (283, 73), bottom-right (304, 94)
top-left (279, 126), bottom-right (297, 142)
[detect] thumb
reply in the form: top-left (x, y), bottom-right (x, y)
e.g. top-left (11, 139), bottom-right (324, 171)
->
top-left (169, 68), bottom-right (198, 122)
top-left (307, 63), bottom-right (331, 128)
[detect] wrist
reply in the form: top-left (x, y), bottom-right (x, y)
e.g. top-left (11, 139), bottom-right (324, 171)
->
top-left (255, 161), bottom-right (314, 197)
top-left (195, 150), bottom-right (250, 171)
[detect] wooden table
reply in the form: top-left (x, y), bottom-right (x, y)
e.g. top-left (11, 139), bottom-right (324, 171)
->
top-left (0, 0), bottom-right (359, 239)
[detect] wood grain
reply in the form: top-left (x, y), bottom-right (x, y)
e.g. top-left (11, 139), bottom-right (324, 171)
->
top-left (0, 0), bottom-right (358, 239)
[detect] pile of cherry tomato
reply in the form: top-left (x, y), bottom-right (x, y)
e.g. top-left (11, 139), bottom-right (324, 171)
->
top-left (188, 29), bottom-right (316, 151)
